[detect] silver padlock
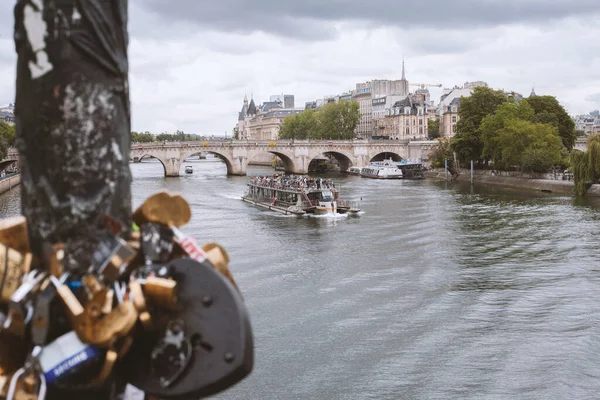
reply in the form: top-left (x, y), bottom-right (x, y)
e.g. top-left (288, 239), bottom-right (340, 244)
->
top-left (6, 346), bottom-right (46, 400)
top-left (4, 270), bottom-right (47, 334)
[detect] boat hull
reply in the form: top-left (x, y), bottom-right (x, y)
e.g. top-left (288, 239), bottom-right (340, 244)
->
top-left (360, 174), bottom-right (403, 179)
top-left (241, 197), bottom-right (305, 216)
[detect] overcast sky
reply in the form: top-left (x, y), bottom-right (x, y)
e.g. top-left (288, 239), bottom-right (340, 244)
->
top-left (0, 1), bottom-right (599, 135)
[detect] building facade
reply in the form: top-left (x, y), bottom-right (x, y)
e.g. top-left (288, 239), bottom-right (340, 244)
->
top-left (0, 104), bottom-right (15, 126)
top-left (374, 96), bottom-right (429, 140)
top-left (440, 98), bottom-right (460, 138)
top-left (237, 95), bottom-right (301, 141)
top-left (574, 114), bottom-right (600, 135)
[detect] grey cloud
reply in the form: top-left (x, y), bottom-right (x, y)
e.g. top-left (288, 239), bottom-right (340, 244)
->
top-left (585, 93), bottom-right (600, 103)
top-left (133, 0), bottom-right (598, 40)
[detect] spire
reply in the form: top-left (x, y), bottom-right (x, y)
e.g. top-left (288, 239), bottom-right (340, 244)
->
top-left (244, 93), bottom-right (248, 103)
top-left (401, 57), bottom-right (406, 81)
top-left (529, 83), bottom-right (536, 97)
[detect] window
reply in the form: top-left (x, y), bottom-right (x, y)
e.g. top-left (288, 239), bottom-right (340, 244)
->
top-left (419, 119), bottom-right (423, 125)
top-left (419, 127), bottom-right (423, 134)
top-left (452, 116), bottom-right (457, 123)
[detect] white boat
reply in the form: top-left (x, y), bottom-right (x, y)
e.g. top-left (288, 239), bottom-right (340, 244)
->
top-left (184, 166), bottom-right (193, 174)
top-left (345, 166), bottom-right (362, 175)
top-left (360, 159), bottom-right (403, 179)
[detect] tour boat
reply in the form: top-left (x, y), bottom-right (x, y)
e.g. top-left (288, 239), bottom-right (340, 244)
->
top-left (345, 166), bottom-right (362, 175)
top-left (396, 161), bottom-right (425, 179)
top-left (359, 159), bottom-right (403, 179)
top-left (241, 175), bottom-right (361, 216)
top-left (184, 165), bottom-right (193, 174)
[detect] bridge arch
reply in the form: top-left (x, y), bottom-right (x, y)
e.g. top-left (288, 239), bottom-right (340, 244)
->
top-left (182, 150), bottom-right (235, 175)
top-left (136, 154), bottom-right (170, 176)
top-left (310, 150), bottom-right (354, 172)
top-left (266, 151), bottom-right (295, 174)
top-left (370, 152), bottom-right (403, 162)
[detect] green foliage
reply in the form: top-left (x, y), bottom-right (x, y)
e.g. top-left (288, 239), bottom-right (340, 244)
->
top-left (233, 127), bottom-right (239, 140)
top-left (131, 131), bottom-right (154, 142)
top-left (0, 121), bottom-right (15, 160)
top-left (279, 100), bottom-right (360, 140)
top-left (451, 86), bottom-right (507, 164)
top-left (427, 119), bottom-right (440, 139)
top-left (480, 101), bottom-right (535, 168)
top-left (526, 95), bottom-right (576, 150)
top-left (494, 120), bottom-right (563, 172)
top-left (429, 139), bottom-right (453, 168)
top-left (571, 134), bottom-right (600, 196)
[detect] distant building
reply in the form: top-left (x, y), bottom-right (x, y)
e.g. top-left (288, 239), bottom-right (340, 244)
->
top-left (0, 103), bottom-right (15, 126)
top-left (376, 96), bottom-right (429, 140)
top-left (236, 95), bottom-right (302, 140)
top-left (354, 60), bottom-right (411, 139)
top-left (574, 114), bottom-right (600, 135)
top-left (440, 98), bottom-right (461, 138)
top-left (270, 94), bottom-right (295, 109)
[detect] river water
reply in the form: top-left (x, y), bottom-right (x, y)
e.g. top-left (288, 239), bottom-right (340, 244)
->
top-left (1, 159), bottom-right (600, 400)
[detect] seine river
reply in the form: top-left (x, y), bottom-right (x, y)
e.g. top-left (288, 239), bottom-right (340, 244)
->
top-left (2, 159), bottom-right (600, 400)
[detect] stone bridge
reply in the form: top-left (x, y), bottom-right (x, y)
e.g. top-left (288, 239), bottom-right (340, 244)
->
top-left (2, 140), bottom-right (438, 177)
top-left (130, 139), bottom-right (437, 176)
top-left (0, 148), bottom-right (19, 171)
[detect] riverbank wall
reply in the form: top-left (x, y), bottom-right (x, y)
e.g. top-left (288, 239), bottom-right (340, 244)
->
top-left (0, 174), bottom-right (21, 195)
top-left (424, 169), bottom-right (578, 195)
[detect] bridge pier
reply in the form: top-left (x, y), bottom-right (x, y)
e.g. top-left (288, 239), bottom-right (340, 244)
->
top-left (163, 158), bottom-right (182, 177)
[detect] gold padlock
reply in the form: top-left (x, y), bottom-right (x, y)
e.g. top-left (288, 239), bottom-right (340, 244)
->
top-left (89, 349), bottom-right (118, 388)
top-left (0, 245), bottom-right (29, 304)
top-left (143, 277), bottom-right (178, 310)
top-left (75, 301), bottom-right (138, 348)
top-left (0, 217), bottom-right (30, 255)
top-left (202, 243), bottom-right (239, 292)
top-left (133, 191), bottom-right (191, 228)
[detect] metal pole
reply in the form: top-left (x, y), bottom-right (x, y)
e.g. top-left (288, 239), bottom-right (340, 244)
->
top-left (14, 2), bottom-right (131, 396)
top-left (14, 0), bottom-right (132, 272)
top-left (471, 160), bottom-right (474, 184)
top-left (445, 158), bottom-right (448, 181)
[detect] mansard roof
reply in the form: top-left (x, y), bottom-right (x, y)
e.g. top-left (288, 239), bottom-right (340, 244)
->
top-left (247, 99), bottom-right (257, 115)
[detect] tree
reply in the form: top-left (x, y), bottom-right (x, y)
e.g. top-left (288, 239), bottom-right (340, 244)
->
top-left (571, 134), bottom-right (600, 196)
top-left (427, 118), bottom-right (440, 139)
top-left (428, 139), bottom-right (453, 168)
top-left (279, 100), bottom-right (359, 140)
top-left (131, 131), bottom-right (154, 142)
top-left (0, 121), bottom-right (16, 147)
top-left (233, 127), bottom-right (239, 140)
top-left (495, 119), bottom-right (563, 172)
top-left (451, 86), bottom-right (507, 165)
top-left (480, 101), bottom-right (535, 169)
top-left (526, 95), bottom-right (576, 150)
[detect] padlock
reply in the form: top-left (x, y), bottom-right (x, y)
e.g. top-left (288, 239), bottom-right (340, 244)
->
top-left (140, 223), bottom-right (174, 265)
top-left (150, 319), bottom-right (193, 389)
top-left (41, 242), bottom-right (64, 279)
top-left (90, 234), bottom-right (137, 284)
top-left (0, 217), bottom-right (30, 255)
top-left (4, 271), bottom-right (47, 336)
top-left (6, 347), bottom-right (46, 400)
top-left (133, 192), bottom-right (191, 228)
top-left (50, 275), bottom-right (84, 321)
top-left (202, 242), bottom-right (239, 292)
top-left (172, 226), bottom-right (208, 263)
top-left (123, 258), bottom-right (254, 399)
top-left (129, 280), bottom-right (152, 329)
top-left (142, 276), bottom-right (178, 311)
top-left (0, 245), bottom-right (30, 304)
top-left (31, 276), bottom-right (67, 346)
top-left (75, 289), bottom-right (138, 348)
top-left (36, 332), bottom-right (100, 386)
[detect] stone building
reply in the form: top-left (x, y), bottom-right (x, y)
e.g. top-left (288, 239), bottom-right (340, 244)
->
top-left (375, 96), bottom-right (429, 140)
top-left (236, 95), bottom-right (302, 141)
top-left (353, 60), bottom-right (411, 139)
top-left (440, 98), bottom-right (460, 138)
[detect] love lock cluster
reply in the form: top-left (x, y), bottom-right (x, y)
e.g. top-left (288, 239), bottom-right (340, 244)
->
top-left (0, 191), bottom-right (253, 400)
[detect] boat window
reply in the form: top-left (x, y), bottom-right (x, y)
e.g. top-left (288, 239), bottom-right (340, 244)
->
top-left (321, 191), bottom-right (333, 201)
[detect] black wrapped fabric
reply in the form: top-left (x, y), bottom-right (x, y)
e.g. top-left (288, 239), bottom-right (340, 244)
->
top-left (14, 0), bottom-right (132, 272)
